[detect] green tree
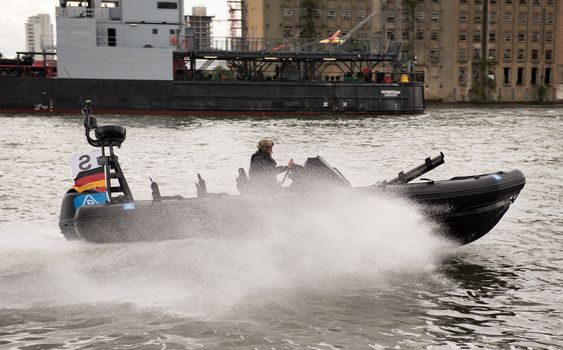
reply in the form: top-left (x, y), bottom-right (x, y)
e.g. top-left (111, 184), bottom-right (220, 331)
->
top-left (300, 0), bottom-right (317, 38)
top-left (401, 0), bottom-right (416, 61)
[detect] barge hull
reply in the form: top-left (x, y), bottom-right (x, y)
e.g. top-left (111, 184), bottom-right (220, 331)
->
top-left (0, 78), bottom-right (424, 113)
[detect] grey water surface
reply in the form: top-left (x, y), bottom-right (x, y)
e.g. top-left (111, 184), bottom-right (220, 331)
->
top-left (0, 106), bottom-right (561, 349)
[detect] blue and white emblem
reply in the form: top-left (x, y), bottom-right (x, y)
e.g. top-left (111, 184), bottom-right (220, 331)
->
top-left (74, 192), bottom-right (109, 210)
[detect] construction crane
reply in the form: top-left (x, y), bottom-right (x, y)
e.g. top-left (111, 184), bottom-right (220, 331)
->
top-left (320, 9), bottom-right (379, 44)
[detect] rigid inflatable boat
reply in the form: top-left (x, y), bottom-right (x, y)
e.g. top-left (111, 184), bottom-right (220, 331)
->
top-left (59, 102), bottom-right (525, 245)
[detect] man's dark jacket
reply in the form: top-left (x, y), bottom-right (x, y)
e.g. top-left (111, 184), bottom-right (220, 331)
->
top-left (249, 150), bottom-right (288, 191)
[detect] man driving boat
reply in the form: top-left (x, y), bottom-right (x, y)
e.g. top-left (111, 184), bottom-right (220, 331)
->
top-left (249, 138), bottom-right (295, 192)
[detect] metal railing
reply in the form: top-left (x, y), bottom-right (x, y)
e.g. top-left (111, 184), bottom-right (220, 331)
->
top-left (187, 37), bottom-right (393, 56)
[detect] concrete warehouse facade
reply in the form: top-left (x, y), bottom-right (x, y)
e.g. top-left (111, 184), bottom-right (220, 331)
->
top-left (243, 0), bottom-right (562, 102)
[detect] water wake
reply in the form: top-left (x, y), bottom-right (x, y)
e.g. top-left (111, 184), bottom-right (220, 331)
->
top-left (0, 193), bottom-right (452, 315)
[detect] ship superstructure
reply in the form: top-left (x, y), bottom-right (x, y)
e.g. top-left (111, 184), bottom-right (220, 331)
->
top-left (57, 0), bottom-right (183, 80)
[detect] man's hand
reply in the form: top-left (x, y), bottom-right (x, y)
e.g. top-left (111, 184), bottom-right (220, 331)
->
top-left (288, 159), bottom-right (296, 169)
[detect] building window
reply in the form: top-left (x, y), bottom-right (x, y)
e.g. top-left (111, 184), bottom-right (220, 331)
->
top-left (387, 30), bottom-right (395, 40)
top-left (387, 11), bottom-right (396, 21)
top-left (516, 68), bottom-right (524, 86)
top-left (545, 49), bottom-right (553, 61)
top-left (503, 49), bottom-right (512, 61)
top-left (107, 28), bottom-right (116, 47)
top-left (532, 0), bottom-right (540, 5)
top-left (313, 9), bottom-right (321, 18)
top-left (545, 67), bottom-right (552, 85)
top-left (357, 10), bottom-right (365, 19)
top-left (342, 9), bottom-right (351, 20)
top-left (430, 11), bottom-right (439, 22)
top-left (402, 30), bottom-right (410, 41)
top-left (473, 48), bottom-right (481, 60)
top-left (327, 9), bottom-right (336, 19)
top-left (504, 12), bottom-right (512, 22)
top-left (518, 13), bottom-right (527, 24)
top-left (169, 29), bottom-right (176, 35)
top-left (429, 49), bottom-right (439, 62)
top-left (401, 11), bottom-right (410, 21)
top-left (531, 32), bottom-right (540, 41)
top-left (545, 33), bottom-right (553, 42)
top-left (474, 12), bottom-right (481, 24)
top-left (431, 30), bottom-right (439, 40)
top-left (547, 0), bottom-right (555, 4)
top-left (489, 32), bottom-right (497, 41)
top-left (519, 0), bottom-right (527, 3)
top-left (488, 49), bottom-right (497, 59)
top-left (459, 48), bottom-right (467, 61)
top-left (517, 32), bottom-right (526, 42)
top-left (531, 49), bottom-right (539, 60)
top-left (532, 13), bottom-right (541, 23)
top-left (157, 2), bottom-right (178, 9)
top-left (531, 67), bottom-right (538, 85)
top-left (472, 67), bottom-right (481, 85)
top-left (473, 31), bottom-right (481, 42)
top-left (504, 32), bottom-right (512, 41)
top-left (459, 12), bottom-right (468, 22)
top-left (489, 12), bottom-right (497, 23)
top-left (416, 29), bottom-right (424, 40)
top-left (505, 0), bottom-right (513, 4)
top-left (517, 49), bottom-right (526, 60)
top-left (503, 67), bottom-right (511, 85)
top-left (545, 13), bottom-right (554, 24)
top-left (284, 26), bottom-right (292, 38)
top-left (152, 28), bottom-right (158, 35)
top-left (459, 32), bottom-right (467, 41)
top-left (283, 8), bottom-right (293, 16)
top-left (416, 12), bottom-right (425, 21)
top-left (459, 67), bottom-right (467, 86)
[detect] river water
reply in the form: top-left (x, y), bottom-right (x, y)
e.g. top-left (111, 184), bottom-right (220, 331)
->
top-left (0, 106), bottom-right (561, 349)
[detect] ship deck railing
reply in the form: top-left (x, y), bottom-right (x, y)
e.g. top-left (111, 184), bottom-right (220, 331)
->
top-left (181, 37), bottom-right (400, 62)
top-left (92, 34), bottom-right (399, 62)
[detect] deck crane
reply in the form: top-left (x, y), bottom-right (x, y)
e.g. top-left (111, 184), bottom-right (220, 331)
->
top-left (319, 9), bottom-right (379, 44)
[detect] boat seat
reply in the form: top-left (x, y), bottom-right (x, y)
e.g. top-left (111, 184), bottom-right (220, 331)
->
top-left (95, 125), bottom-right (126, 147)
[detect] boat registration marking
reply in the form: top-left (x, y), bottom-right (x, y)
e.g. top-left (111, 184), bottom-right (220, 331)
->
top-left (123, 203), bottom-right (136, 210)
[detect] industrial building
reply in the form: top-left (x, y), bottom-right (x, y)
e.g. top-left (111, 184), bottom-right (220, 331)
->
top-left (243, 0), bottom-right (562, 102)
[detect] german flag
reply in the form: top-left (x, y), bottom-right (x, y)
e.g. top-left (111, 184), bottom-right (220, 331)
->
top-left (73, 166), bottom-right (107, 193)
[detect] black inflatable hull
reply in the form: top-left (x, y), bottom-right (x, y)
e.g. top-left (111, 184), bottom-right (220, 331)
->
top-left (391, 170), bottom-right (525, 244)
top-left (60, 170), bottom-right (525, 245)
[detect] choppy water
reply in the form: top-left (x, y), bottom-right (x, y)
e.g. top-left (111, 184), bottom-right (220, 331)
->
top-left (0, 106), bottom-right (561, 349)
